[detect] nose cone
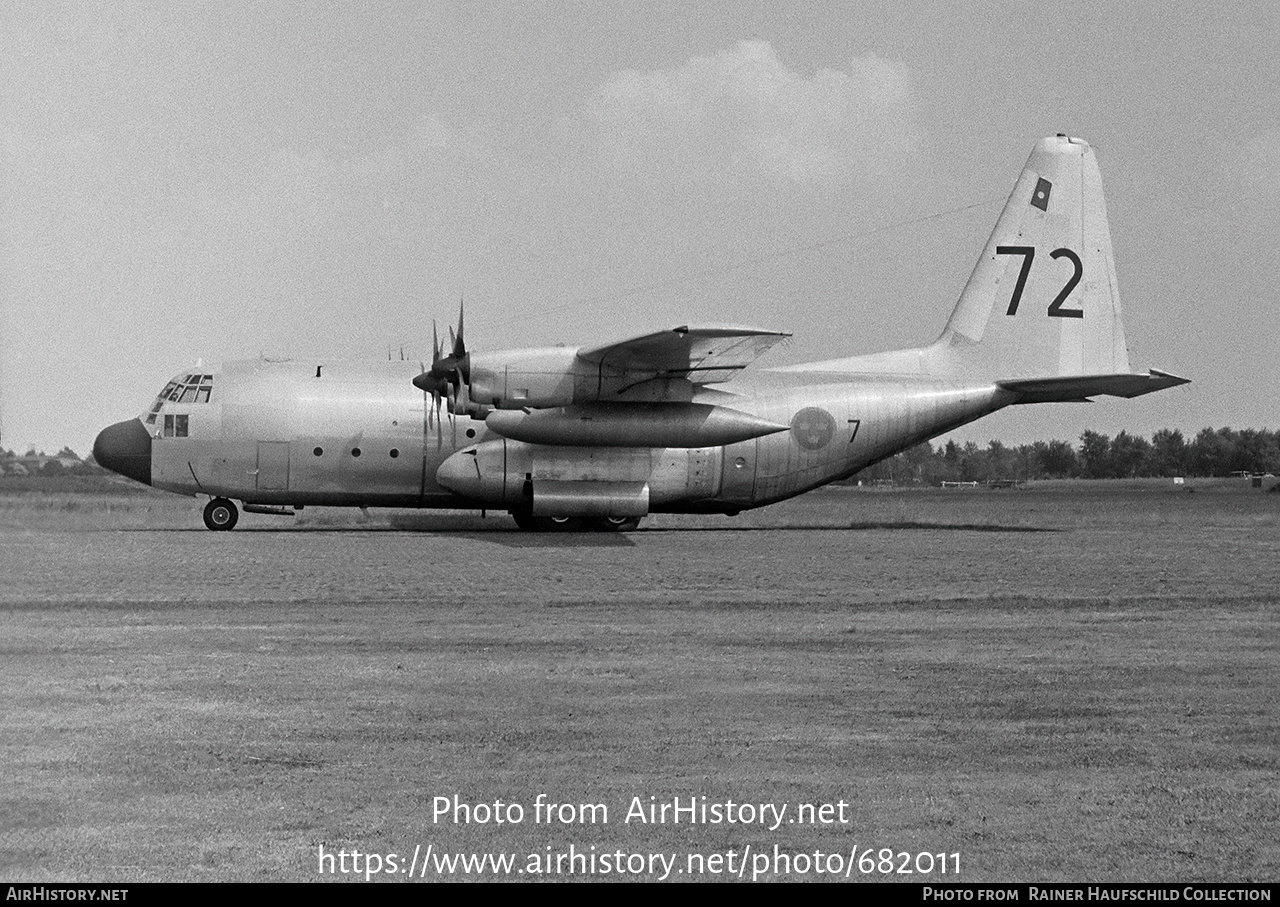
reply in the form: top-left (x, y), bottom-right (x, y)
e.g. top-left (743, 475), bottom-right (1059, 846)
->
top-left (93, 419), bottom-right (152, 485)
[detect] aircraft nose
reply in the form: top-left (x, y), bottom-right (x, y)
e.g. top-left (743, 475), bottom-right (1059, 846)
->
top-left (93, 419), bottom-right (152, 486)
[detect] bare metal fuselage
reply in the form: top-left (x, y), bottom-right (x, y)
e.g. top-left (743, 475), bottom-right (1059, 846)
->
top-left (145, 358), bottom-right (1010, 514)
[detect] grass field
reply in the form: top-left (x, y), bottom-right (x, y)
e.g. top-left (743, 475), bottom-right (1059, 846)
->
top-left (1, 477), bottom-right (1276, 882)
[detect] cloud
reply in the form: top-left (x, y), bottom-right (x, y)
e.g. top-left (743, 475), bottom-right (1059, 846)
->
top-left (586, 40), bottom-right (920, 194)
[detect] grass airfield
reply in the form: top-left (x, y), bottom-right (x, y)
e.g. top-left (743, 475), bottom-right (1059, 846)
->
top-left (1, 477), bottom-right (1276, 882)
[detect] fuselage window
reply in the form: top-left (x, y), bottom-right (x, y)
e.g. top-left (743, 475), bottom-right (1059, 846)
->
top-left (351, 448), bottom-right (362, 457)
top-left (389, 448), bottom-right (399, 458)
top-left (313, 447), bottom-right (323, 456)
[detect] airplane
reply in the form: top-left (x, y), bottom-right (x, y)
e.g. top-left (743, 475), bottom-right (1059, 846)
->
top-left (93, 135), bottom-right (1187, 532)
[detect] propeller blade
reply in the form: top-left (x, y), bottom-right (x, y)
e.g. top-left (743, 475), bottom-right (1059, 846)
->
top-left (415, 319), bottom-right (446, 395)
top-left (447, 385), bottom-right (457, 447)
top-left (453, 299), bottom-right (465, 358)
top-left (419, 300), bottom-right (474, 444)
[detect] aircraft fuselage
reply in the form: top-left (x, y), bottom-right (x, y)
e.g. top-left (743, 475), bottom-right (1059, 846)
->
top-left (117, 358), bottom-right (1009, 518)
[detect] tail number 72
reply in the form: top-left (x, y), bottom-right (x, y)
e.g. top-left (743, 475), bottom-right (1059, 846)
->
top-left (995, 246), bottom-right (1084, 318)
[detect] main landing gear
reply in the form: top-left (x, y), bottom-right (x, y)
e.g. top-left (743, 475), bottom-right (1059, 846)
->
top-left (203, 497), bottom-right (239, 531)
top-left (510, 511), bottom-right (642, 532)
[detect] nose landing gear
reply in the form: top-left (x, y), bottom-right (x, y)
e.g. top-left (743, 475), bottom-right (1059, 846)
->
top-left (203, 498), bottom-right (239, 531)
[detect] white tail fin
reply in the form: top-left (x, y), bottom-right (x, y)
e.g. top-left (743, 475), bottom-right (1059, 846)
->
top-left (782, 135), bottom-right (1186, 398)
top-left (935, 135), bottom-right (1131, 380)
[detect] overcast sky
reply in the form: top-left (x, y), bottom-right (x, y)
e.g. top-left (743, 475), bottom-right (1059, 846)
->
top-left (3, 1), bottom-right (1277, 455)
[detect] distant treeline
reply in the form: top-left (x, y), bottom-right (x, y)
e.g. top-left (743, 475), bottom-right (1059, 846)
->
top-left (858, 428), bottom-right (1280, 484)
top-left (0, 446), bottom-right (105, 477)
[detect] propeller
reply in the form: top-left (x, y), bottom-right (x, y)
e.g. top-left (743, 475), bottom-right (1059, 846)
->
top-left (413, 303), bottom-right (471, 446)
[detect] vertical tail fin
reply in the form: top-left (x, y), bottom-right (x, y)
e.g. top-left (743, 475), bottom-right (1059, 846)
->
top-left (935, 135), bottom-right (1131, 380)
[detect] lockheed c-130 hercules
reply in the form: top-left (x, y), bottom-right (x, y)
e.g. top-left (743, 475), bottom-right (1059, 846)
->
top-left (94, 135), bottom-right (1186, 531)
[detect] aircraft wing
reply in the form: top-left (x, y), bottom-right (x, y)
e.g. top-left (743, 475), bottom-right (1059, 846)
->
top-left (577, 325), bottom-right (790, 385)
top-left (998, 369), bottom-right (1190, 403)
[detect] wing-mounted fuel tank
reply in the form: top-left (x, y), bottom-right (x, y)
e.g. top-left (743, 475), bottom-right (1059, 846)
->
top-left (435, 440), bottom-right (723, 516)
top-left (484, 402), bottom-right (787, 448)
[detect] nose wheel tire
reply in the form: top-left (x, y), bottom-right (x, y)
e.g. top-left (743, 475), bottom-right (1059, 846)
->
top-left (203, 498), bottom-right (239, 531)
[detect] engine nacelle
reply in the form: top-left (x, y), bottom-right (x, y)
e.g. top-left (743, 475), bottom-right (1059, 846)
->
top-left (465, 348), bottom-right (587, 409)
top-left (463, 348), bottom-right (699, 411)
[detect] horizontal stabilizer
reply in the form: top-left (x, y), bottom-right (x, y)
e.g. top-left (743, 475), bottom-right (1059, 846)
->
top-left (999, 369), bottom-right (1190, 404)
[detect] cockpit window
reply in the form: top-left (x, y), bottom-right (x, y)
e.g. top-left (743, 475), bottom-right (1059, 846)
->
top-left (145, 374), bottom-right (214, 424)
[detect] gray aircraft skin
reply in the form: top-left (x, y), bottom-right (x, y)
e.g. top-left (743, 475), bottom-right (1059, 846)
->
top-left (94, 136), bottom-right (1187, 531)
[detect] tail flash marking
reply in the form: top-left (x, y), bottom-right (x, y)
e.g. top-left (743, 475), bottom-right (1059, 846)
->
top-left (1031, 177), bottom-right (1051, 211)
